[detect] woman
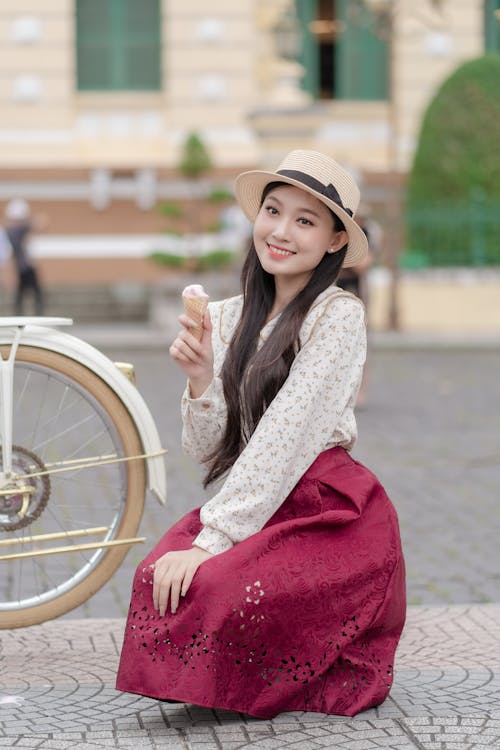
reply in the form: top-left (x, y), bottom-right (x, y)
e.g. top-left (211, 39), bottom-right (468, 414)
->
top-left (116, 150), bottom-right (406, 718)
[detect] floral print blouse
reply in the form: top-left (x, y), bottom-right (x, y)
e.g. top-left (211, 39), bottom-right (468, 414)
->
top-left (181, 283), bottom-right (366, 555)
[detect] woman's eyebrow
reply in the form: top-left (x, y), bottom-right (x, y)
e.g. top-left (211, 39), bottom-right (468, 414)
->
top-left (297, 207), bottom-right (321, 218)
top-left (265, 195), bottom-right (321, 218)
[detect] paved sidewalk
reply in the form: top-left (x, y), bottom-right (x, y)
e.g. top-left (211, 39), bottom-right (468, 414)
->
top-left (1, 605), bottom-right (499, 749)
top-left (1, 328), bottom-right (499, 749)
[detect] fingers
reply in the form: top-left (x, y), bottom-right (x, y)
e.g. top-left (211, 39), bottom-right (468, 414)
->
top-left (169, 339), bottom-right (197, 364)
top-left (169, 576), bottom-right (182, 615)
top-left (152, 561), bottom-right (163, 611)
top-left (202, 309), bottom-right (212, 334)
top-left (169, 329), bottom-right (203, 363)
top-left (178, 312), bottom-right (200, 333)
top-left (152, 553), bottom-right (201, 616)
top-left (153, 557), bottom-right (177, 616)
top-left (179, 309), bottom-right (211, 335)
top-left (181, 565), bottom-right (197, 597)
top-left (179, 310), bottom-right (212, 347)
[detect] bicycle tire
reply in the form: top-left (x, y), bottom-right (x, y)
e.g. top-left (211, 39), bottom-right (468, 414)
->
top-left (0, 346), bottom-right (146, 628)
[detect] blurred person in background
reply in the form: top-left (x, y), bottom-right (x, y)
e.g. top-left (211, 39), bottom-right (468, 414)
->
top-left (4, 199), bottom-right (46, 316)
top-left (337, 207), bottom-right (382, 309)
top-left (0, 226), bottom-right (11, 303)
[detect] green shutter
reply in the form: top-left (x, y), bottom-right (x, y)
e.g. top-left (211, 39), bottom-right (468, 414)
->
top-left (485, 0), bottom-right (500, 52)
top-left (335, 0), bottom-right (388, 100)
top-left (76, 0), bottom-right (113, 90)
top-left (76, 0), bottom-right (161, 91)
top-left (121, 0), bottom-right (161, 90)
top-left (296, 0), bottom-right (319, 97)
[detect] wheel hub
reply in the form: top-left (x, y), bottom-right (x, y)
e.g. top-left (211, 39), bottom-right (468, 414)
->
top-left (0, 446), bottom-right (50, 531)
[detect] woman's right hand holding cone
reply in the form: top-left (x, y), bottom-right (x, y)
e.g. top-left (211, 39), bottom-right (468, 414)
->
top-left (169, 310), bottom-right (214, 398)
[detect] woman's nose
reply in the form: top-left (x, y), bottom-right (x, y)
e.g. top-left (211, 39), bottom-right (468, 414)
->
top-left (272, 216), bottom-right (291, 241)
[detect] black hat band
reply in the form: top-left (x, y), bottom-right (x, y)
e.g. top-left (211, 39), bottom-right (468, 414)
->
top-left (277, 169), bottom-right (354, 217)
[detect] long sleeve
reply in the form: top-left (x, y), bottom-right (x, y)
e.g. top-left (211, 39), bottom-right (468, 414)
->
top-left (180, 297), bottom-right (238, 464)
top-left (181, 376), bottom-right (227, 464)
top-left (193, 294), bottom-right (366, 555)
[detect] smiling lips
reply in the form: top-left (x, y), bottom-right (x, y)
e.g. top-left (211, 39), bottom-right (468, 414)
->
top-left (267, 243), bottom-right (296, 258)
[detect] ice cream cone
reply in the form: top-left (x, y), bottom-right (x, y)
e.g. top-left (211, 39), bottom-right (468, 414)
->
top-left (182, 294), bottom-right (208, 340)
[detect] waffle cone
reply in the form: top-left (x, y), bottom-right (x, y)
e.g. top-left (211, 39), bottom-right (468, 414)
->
top-left (182, 295), bottom-right (208, 340)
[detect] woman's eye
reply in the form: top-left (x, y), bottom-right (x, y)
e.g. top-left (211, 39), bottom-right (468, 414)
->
top-left (265, 205), bottom-right (278, 215)
top-left (298, 217), bottom-right (313, 226)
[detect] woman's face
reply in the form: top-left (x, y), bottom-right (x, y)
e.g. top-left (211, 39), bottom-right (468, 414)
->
top-left (253, 185), bottom-right (347, 293)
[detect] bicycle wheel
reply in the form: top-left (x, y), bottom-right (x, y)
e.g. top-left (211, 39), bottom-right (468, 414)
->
top-left (0, 346), bottom-right (146, 628)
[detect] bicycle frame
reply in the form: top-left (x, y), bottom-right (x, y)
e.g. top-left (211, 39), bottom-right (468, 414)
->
top-left (0, 325), bottom-right (21, 480)
top-left (0, 317), bottom-right (167, 505)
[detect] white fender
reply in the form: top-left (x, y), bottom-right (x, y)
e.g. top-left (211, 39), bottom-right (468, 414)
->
top-left (0, 319), bottom-right (167, 505)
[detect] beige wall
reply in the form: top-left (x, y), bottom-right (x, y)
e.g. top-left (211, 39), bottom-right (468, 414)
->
top-left (0, 0), bottom-right (74, 138)
top-left (0, 0), bottom-right (259, 168)
top-left (0, 0), bottom-right (487, 173)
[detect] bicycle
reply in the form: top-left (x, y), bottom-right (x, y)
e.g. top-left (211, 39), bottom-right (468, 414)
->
top-left (0, 317), bottom-right (167, 629)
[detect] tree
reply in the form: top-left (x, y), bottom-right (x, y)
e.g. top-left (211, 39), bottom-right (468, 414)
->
top-left (406, 55), bottom-right (500, 266)
top-left (179, 132), bottom-right (213, 180)
top-left (177, 132), bottom-right (213, 236)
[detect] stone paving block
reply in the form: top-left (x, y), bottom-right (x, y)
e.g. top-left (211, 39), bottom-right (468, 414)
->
top-left (234, 740), bottom-right (284, 750)
top-left (243, 724), bottom-right (278, 734)
top-left (301, 726), bottom-right (335, 737)
top-left (114, 719), bottom-right (142, 729)
top-left (348, 729), bottom-right (395, 741)
top-left (276, 731), bottom-right (316, 742)
top-left (214, 726), bottom-right (250, 736)
top-left (51, 733), bottom-right (85, 741)
top-left (143, 723), bottom-right (176, 733)
top-left (370, 720), bottom-right (401, 730)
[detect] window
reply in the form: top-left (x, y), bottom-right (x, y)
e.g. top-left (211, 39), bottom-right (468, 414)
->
top-left (485, 0), bottom-right (500, 52)
top-left (297, 0), bottom-right (388, 101)
top-left (76, 0), bottom-right (161, 91)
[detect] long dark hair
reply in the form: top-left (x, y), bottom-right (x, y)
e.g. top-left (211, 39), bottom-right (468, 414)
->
top-left (204, 182), bottom-right (348, 486)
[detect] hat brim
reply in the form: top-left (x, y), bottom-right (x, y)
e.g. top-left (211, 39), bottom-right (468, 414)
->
top-left (235, 170), bottom-right (368, 268)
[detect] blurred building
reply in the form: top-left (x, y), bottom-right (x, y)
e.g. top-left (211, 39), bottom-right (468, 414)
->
top-left (0, 0), bottom-right (498, 291)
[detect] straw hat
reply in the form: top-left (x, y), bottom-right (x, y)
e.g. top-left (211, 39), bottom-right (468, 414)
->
top-left (235, 150), bottom-right (368, 267)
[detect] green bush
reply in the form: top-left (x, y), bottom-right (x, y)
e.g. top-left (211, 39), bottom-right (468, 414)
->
top-left (207, 186), bottom-right (234, 203)
top-left (197, 249), bottom-right (234, 270)
top-left (149, 252), bottom-right (186, 268)
top-left (159, 202), bottom-right (183, 218)
top-left (179, 132), bottom-right (212, 179)
top-left (407, 55), bottom-right (500, 266)
top-left (149, 249), bottom-right (234, 271)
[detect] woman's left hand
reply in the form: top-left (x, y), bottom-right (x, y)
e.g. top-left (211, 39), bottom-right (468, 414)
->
top-left (153, 546), bottom-right (213, 616)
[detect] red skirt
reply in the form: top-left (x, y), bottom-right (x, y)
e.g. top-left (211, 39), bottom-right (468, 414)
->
top-left (116, 447), bottom-right (406, 718)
